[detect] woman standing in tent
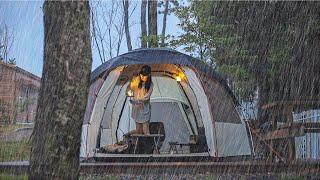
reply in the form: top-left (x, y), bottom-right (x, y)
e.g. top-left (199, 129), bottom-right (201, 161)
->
top-left (126, 65), bottom-right (153, 135)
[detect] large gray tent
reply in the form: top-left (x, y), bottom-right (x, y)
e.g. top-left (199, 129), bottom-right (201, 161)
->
top-left (80, 48), bottom-right (253, 159)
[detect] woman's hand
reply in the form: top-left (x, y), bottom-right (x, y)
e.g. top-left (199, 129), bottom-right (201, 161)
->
top-left (127, 90), bottom-right (134, 97)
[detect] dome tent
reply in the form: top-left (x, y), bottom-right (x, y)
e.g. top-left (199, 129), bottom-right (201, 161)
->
top-left (80, 48), bottom-right (253, 159)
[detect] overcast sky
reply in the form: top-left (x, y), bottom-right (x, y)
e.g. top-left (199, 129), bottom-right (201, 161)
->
top-left (0, 0), bottom-right (182, 77)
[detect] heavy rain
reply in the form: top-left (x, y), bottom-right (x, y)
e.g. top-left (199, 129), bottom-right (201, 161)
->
top-left (0, 0), bottom-right (319, 179)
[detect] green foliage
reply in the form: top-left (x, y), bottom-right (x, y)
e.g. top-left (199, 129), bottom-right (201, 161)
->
top-left (171, 0), bottom-right (256, 101)
top-left (171, 1), bottom-right (320, 104)
top-left (170, 1), bottom-right (235, 63)
top-left (141, 35), bottom-right (163, 48)
top-left (0, 173), bottom-right (28, 180)
top-left (158, 0), bottom-right (180, 15)
top-left (79, 175), bottom-right (118, 180)
top-left (217, 64), bottom-right (249, 81)
top-left (266, 27), bottom-right (293, 77)
top-left (217, 64), bottom-right (256, 100)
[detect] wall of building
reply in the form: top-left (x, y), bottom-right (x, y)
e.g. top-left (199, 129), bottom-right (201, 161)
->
top-left (0, 62), bottom-right (40, 123)
top-left (14, 67), bottom-right (40, 123)
top-left (0, 62), bottom-right (17, 123)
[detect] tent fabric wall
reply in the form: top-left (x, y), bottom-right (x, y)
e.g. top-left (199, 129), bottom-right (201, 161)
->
top-left (83, 79), bottom-right (101, 124)
top-left (180, 81), bottom-right (204, 128)
top-left (101, 85), bottom-right (124, 129)
top-left (82, 67), bottom-right (123, 157)
top-left (80, 124), bottom-right (89, 157)
top-left (110, 85), bottom-right (128, 143)
top-left (116, 102), bottom-right (192, 153)
top-left (195, 71), bottom-right (252, 156)
top-left (151, 102), bottom-right (191, 152)
top-left (196, 72), bottom-right (252, 156)
top-left (215, 122), bottom-right (252, 156)
top-left (182, 67), bottom-right (216, 156)
top-left (201, 73), bottom-right (242, 124)
top-left (116, 99), bottom-right (135, 142)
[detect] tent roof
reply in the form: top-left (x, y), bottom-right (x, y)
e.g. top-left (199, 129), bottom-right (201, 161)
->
top-left (91, 48), bottom-right (238, 105)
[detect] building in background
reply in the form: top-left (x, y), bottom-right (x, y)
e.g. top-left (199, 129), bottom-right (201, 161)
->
top-left (0, 61), bottom-right (40, 123)
top-left (294, 109), bottom-right (320, 160)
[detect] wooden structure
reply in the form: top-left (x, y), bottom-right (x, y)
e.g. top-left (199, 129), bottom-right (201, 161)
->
top-left (251, 100), bottom-right (320, 162)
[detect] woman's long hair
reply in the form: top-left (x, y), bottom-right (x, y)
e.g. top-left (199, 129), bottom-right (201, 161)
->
top-left (138, 75), bottom-right (152, 91)
top-left (138, 65), bottom-right (152, 91)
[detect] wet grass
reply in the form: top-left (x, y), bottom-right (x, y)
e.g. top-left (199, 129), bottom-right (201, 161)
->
top-left (0, 172), bottom-right (310, 179)
top-left (0, 139), bottom-right (30, 162)
top-left (280, 175), bottom-right (307, 180)
top-left (80, 174), bottom-right (118, 180)
top-left (0, 124), bottom-right (28, 134)
top-left (0, 173), bottom-right (28, 180)
top-left (0, 124), bottom-right (32, 162)
top-left (0, 124), bottom-right (24, 133)
top-left (79, 173), bottom-right (309, 180)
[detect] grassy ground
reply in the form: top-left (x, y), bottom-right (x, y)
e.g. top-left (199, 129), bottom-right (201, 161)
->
top-left (0, 124), bottom-right (31, 134)
top-left (0, 124), bottom-right (313, 179)
top-left (0, 139), bottom-right (31, 161)
top-left (0, 173), bottom-right (310, 180)
top-left (79, 173), bottom-right (309, 180)
top-left (0, 173), bottom-right (28, 180)
top-left (0, 124), bottom-right (32, 162)
top-left (0, 124), bottom-right (33, 134)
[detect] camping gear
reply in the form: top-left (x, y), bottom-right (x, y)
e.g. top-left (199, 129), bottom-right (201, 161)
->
top-left (80, 48), bottom-right (253, 159)
top-left (97, 140), bottom-right (130, 154)
top-left (129, 134), bottom-right (164, 154)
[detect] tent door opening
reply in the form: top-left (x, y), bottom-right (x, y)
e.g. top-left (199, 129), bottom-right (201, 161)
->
top-left (112, 75), bottom-right (209, 154)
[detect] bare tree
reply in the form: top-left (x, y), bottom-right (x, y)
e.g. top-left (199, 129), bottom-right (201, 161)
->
top-left (29, 1), bottom-right (92, 179)
top-left (141, 0), bottom-right (147, 48)
top-left (148, 0), bottom-right (158, 47)
top-left (91, 0), bottom-right (137, 62)
top-left (91, 0), bottom-right (122, 62)
top-left (91, 6), bottom-right (106, 64)
top-left (123, 0), bottom-right (132, 51)
top-left (0, 23), bottom-right (15, 63)
top-left (160, 0), bottom-right (169, 47)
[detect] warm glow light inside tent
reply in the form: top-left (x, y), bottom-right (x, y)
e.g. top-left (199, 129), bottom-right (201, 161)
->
top-left (127, 90), bottom-right (134, 97)
top-left (175, 76), bottom-right (182, 82)
top-left (175, 72), bottom-right (186, 82)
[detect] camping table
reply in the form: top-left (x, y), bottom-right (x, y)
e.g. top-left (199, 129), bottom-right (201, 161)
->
top-left (130, 134), bottom-right (164, 154)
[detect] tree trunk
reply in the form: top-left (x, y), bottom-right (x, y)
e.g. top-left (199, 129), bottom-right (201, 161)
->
top-left (148, 0), bottom-right (158, 47)
top-left (29, 1), bottom-right (92, 179)
top-left (160, 0), bottom-right (169, 47)
top-left (141, 0), bottom-right (147, 48)
top-left (123, 0), bottom-right (132, 51)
